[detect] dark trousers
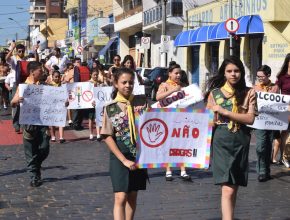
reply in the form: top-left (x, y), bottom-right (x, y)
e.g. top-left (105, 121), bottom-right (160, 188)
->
top-left (11, 85), bottom-right (20, 130)
top-left (23, 127), bottom-right (50, 179)
top-left (72, 109), bottom-right (84, 127)
top-left (255, 129), bottom-right (273, 175)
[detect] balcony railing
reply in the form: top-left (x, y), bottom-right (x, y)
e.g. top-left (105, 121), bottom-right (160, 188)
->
top-left (29, 6), bottom-right (46, 13)
top-left (29, 19), bottom-right (45, 26)
top-left (115, 1), bottom-right (143, 23)
top-left (143, 1), bottom-right (183, 26)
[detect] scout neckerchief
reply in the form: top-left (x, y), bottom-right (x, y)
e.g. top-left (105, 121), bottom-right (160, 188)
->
top-left (90, 78), bottom-right (98, 86)
top-left (50, 81), bottom-right (60, 87)
top-left (257, 80), bottom-right (273, 92)
top-left (25, 77), bottom-right (39, 85)
top-left (166, 79), bottom-right (179, 87)
top-left (221, 81), bottom-right (239, 132)
top-left (114, 92), bottom-right (136, 144)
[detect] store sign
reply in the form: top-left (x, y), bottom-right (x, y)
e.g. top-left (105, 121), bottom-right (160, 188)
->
top-left (94, 36), bottom-right (110, 46)
top-left (160, 35), bottom-right (170, 53)
top-left (66, 30), bottom-right (74, 38)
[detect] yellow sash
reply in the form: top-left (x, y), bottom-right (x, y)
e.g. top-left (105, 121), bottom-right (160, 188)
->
top-left (258, 80), bottom-right (273, 92)
top-left (221, 82), bottom-right (239, 132)
top-left (165, 79), bottom-right (179, 87)
top-left (50, 81), bottom-right (60, 87)
top-left (114, 92), bottom-right (136, 144)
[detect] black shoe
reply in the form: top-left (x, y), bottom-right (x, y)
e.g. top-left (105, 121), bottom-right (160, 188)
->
top-left (30, 177), bottom-right (42, 187)
top-left (165, 174), bottom-right (173, 181)
top-left (59, 139), bottom-right (66, 144)
top-left (181, 174), bottom-right (192, 181)
top-left (258, 174), bottom-right (268, 182)
top-left (74, 125), bottom-right (84, 131)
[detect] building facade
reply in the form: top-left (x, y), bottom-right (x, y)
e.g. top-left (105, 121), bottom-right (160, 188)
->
top-left (175, 0), bottom-right (290, 90)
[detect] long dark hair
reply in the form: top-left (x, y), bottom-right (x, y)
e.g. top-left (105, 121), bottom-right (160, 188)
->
top-left (277, 53), bottom-right (290, 79)
top-left (205, 56), bottom-right (247, 106)
top-left (121, 55), bottom-right (136, 70)
top-left (27, 61), bottom-right (42, 74)
top-left (111, 67), bottom-right (135, 99)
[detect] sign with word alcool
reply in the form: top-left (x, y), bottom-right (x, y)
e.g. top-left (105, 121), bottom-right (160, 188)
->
top-left (249, 91), bottom-right (290, 130)
top-left (151, 84), bottom-right (204, 108)
top-left (66, 82), bottom-right (94, 109)
top-left (18, 84), bottom-right (68, 127)
top-left (135, 108), bottom-right (214, 168)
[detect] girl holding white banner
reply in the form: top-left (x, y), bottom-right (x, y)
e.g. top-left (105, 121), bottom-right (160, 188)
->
top-left (101, 67), bottom-right (147, 220)
top-left (206, 56), bottom-right (257, 220)
top-left (156, 62), bottom-right (191, 181)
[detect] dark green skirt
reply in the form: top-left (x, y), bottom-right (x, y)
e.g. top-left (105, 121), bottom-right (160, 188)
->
top-left (109, 139), bottom-right (147, 193)
top-left (212, 125), bottom-right (251, 186)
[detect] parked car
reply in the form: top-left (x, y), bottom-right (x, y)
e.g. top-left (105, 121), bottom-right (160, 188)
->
top-left (146, 67), bottom-right (168, 100)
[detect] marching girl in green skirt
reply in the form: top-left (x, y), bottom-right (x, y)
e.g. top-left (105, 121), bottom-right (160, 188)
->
top-left (205, 56), bottom-right (257, 220)
top-left (101, 67), bottom-right (147, 220)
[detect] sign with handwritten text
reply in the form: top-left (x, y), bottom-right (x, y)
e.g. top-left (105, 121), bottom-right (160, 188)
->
top-left (94, 86), bottom-right (113, 125)
top-left (151, 84), bottom-right (204, 108)
top-left (135, 108), bottom-right (213, 168)
top-left (18, 84), bottom-right (68, 127)
top-left (249, 91), bottom-right (290, 130)
top-left (66, 82), bottom-right (94, 109)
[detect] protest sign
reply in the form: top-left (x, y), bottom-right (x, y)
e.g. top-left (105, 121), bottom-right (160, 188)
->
top-left (94, 86), bottom-right (113, 124)
top-left (135, 108), bottom-right (214, 168)
top-left (66, 82), bottom-right (94, 109)
top-left (249, 91), bottom-right (290, 130)
top-left (18, 84), bottom-right (67, 127)
top-left (151, 84), bottom-right (204, 108)
top-left (133, 83), bottom-right (145, 96)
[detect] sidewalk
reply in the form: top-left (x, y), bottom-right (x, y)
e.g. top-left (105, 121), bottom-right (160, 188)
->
top-left (1, 113), bottom-right (290, 219)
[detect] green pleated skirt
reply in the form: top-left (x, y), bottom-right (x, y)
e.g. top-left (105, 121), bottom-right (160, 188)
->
top-left (212, 125), bottom-right (251, 186)
top-left (109, 139), bottom-right (147, 193)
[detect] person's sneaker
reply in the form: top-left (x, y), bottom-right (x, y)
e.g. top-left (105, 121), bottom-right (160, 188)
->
top-left (51, 136), bottom-right (56, 142)
top-left (165, 173), bottom-right (173, 181)
top-left (3, 105), bottom-right (7, 110)
top-left (180, 173), bottom-right (191, 181)
top-left (89, 134), bottom-right (94, 141)
top-left (281, 159), bottom-right (290, 168)
top-left (258, 174), bottom-right (268, 182)
top-left (96, 134), bottom-right (102, 141)
top-left (59, 138), bottom-right (66, 144)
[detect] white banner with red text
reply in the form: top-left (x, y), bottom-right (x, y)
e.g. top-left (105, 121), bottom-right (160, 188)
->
top-left (135, 108), bottom-right (214, 168)
top-left (151, 84), bottom-right (204, 108)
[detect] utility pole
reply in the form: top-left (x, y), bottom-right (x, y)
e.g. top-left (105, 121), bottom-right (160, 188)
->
top-left (229, 0), bottom-right (233, 56)
top-left (15, 33), bottom-right (18, 42)
top-left (161, 0), bottom-right (168, 67)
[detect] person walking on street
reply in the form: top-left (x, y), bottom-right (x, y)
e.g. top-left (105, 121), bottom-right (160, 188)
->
top-left (101, 67), bottom-right (148, 220)
top-left (276, 53), bottom-right (290, 168)
top-left (11, 61), bottom-right (50, 187)
top-left (156, 62), bottom-right (191, 181)
top-left (253, 65), bottom-right (279, 182)
top-left (206, 56), bottom-right (257, 220)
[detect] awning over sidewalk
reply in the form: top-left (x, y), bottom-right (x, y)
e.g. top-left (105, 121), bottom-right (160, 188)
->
top-left (174, 15), bottom-right (264, 47)
top-left (98, 37), bottom-right (118, 56)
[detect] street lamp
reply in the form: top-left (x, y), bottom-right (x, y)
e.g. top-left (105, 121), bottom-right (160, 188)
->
top-left (8, 17), bottom-right (30, 48)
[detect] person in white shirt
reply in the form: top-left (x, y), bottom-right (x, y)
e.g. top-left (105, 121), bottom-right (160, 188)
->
top-left (45, 47), bottom-right (69, 75)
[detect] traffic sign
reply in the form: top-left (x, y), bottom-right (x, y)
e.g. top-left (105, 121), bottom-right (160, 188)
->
top-left (141, 37), bottom-right (151, 50)
top-left (225, 18), bottom-right (239, 33)
top-left (77, 45), bottom-right (83, 53)
top-left (160, 35), bottom-right (171, 53)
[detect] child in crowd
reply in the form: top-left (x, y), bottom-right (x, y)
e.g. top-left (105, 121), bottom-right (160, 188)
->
top-left (88, 69), bottom-right (101, 141)
top-left (49, 70), bottom-right (66, 143)
top-left (101, 67), bottom-right (148, 220)
top-left (156, 62), bottom-right (191, 181)
top-left (206, 56), bottom-right (257, 219)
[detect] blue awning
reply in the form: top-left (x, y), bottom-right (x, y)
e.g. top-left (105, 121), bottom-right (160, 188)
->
top-left (192, 25), bottom-right (215, 43)
top-left (174, 30), bottom-right (195, 47)
top-left (98, 37), bottom-right (118, 56)
top-left (209, 15), bottom-right (264, 40)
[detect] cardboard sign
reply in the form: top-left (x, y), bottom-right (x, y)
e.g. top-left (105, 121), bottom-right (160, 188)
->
top-left (19, 84), bottom-right (67, 127)
top-left (66, 82), bottom-right (94, 109)
top-left (135, 108), bottom-right (214, 168)
top-left (249, 91), bottom-right (290, 130)
top-left (94, 86), bottom-right (113, 125)
top-left (151, 84), bottom-right (204, 108)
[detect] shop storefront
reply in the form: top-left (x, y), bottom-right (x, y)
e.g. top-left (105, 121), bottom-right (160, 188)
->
top-left (175, 0), bottom-right (290, 90)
